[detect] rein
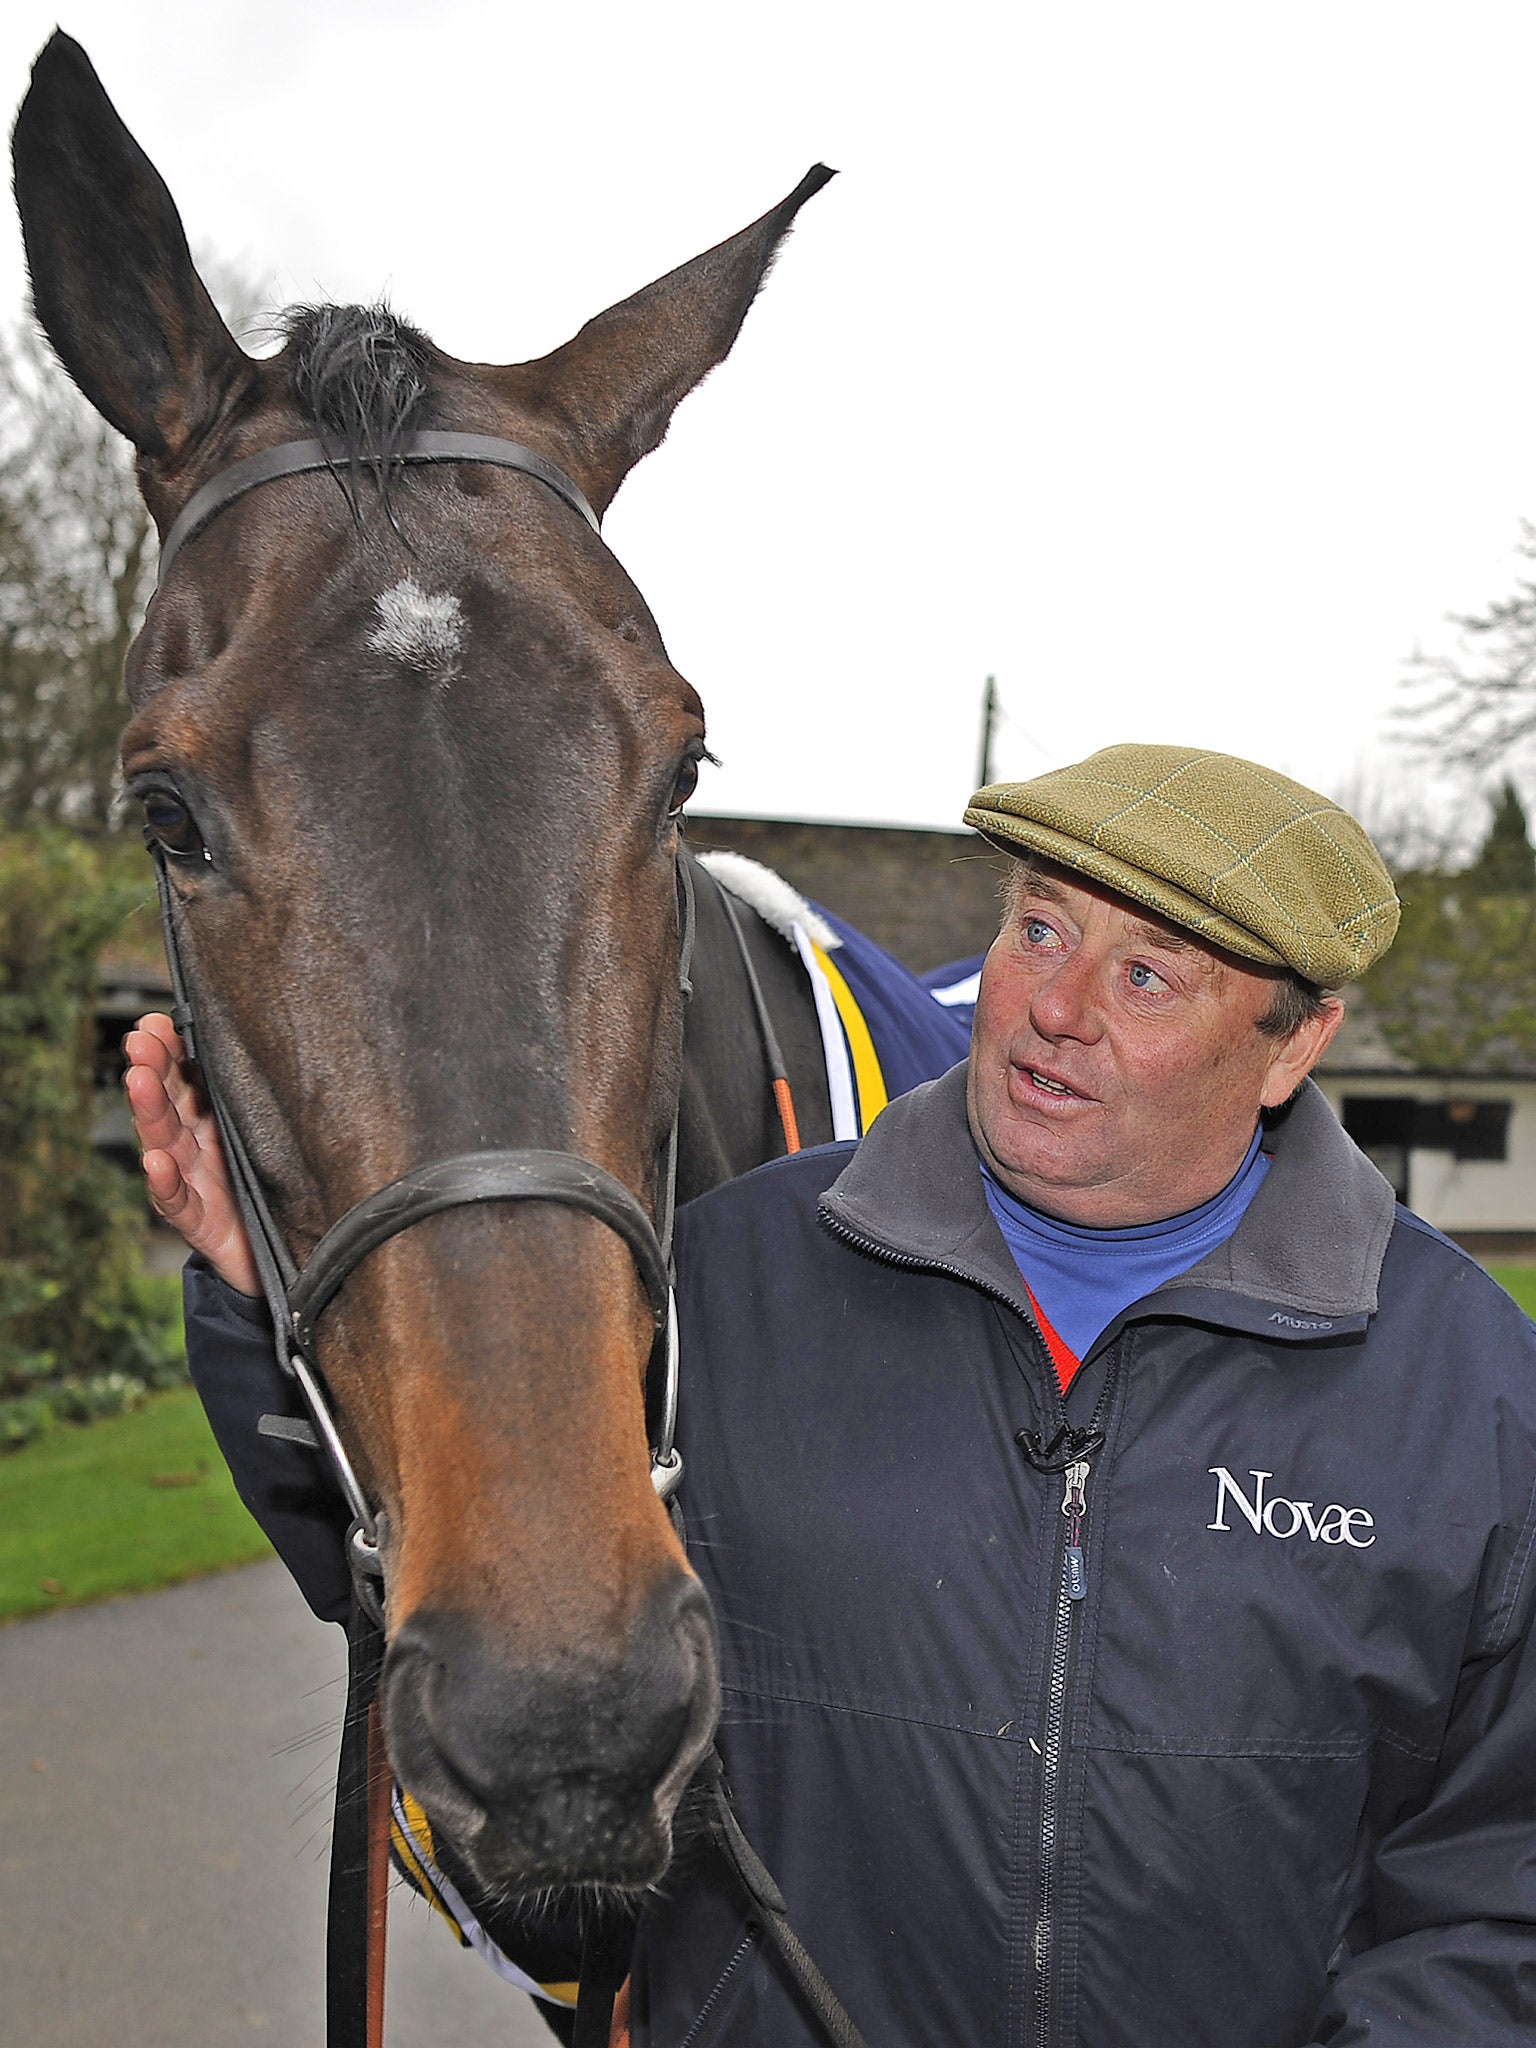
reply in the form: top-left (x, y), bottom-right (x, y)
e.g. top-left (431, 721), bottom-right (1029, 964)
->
top-left (147, 434), bottom-right (864, 2048)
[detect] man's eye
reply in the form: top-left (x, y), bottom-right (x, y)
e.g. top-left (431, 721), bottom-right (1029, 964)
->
top-left (1128, 962), bottom-right (1165, 991)
top-left (1024, 919), bottom-right (1056, 947)
top-left (142, 791), bottom-right (206, 861)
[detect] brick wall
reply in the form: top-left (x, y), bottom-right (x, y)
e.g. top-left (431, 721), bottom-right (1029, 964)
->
top-left (684, 815), bottom-right (1009, 974)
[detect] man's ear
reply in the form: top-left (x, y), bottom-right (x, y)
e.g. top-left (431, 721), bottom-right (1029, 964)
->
top-left (514, 165), bottom-right (835, 517)
top-left (1259, 996), bottom-right (1346, 1110)
top-left (11, 32), bottom-right (251, 462)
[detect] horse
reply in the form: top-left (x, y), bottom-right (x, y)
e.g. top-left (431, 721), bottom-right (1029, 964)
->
top-left (12, 28), bottom-right (970, 1937)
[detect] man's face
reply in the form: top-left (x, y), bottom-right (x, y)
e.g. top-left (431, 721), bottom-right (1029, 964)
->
top-left (967, 863), bottom-right (1342, 1226)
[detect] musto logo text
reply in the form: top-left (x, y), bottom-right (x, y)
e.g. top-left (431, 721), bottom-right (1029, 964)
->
top-left (1207, 1468), bottom-right (1376, 1547)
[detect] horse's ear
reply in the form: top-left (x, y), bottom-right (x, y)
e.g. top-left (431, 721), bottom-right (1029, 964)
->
top-left (11, 32), bottom-right (249, 462)
top-left (521, 166), bottom-right (836, 516)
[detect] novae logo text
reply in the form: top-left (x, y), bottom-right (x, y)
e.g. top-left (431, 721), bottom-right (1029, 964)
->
top-left (1208, 1467), bottom-right (1375, 1547)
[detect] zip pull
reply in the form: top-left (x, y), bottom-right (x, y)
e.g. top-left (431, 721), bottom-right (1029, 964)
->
top-left (1061, 1459), bottom-right (1089, 1519)
top-left (1061, 1458), bottom-right (1091, 1602)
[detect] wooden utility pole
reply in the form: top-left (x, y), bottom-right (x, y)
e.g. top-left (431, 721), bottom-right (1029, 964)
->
top-left (977, 674), bottom-right (998, 789)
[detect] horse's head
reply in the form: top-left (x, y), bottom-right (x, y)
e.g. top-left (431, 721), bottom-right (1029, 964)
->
top-left (13, 32), bottom-right (829, 1890)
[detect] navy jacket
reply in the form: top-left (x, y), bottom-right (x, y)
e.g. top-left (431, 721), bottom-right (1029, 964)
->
top-left (634, 1066), bottom-right (1536, 2047)
top-left (184, 1067), bottom-right (1536, 2045)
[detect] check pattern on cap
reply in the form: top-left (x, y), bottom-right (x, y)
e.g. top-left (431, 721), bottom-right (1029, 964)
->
top-left (964, 745), bottom-right (1400, 985)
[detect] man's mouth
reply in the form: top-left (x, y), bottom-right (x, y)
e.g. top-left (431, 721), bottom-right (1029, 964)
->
top-left (1016, 1064), bottom-right (1088, 1101)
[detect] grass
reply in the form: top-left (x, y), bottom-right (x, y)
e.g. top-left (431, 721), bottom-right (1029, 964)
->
top-left (0, 1385), bottom-right (271, 1623)
top-left (1486, 1264), bottom-right (1536, 1319)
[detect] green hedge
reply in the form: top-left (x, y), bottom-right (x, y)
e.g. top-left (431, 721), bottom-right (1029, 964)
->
top-left (0, 829), bottom-right (184, 1449)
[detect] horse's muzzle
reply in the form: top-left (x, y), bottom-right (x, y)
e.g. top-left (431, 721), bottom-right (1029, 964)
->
top-left (381, 1571), bottom-right (720, 1891)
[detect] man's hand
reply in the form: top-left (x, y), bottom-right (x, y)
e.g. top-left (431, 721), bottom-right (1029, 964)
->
top-left (124, 1013), bottom-right (261, 1298)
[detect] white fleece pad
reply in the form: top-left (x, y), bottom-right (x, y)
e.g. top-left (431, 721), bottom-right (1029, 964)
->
top-left (695, 849), bottom-right (841, 952)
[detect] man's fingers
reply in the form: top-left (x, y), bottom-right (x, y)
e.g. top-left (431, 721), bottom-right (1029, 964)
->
top-left (124, 1019), bottom-right (203, 1122)
top-left (141, 1146), bottom-right (193, 1220)
top-left (123, 1020), bottom-right (222, 1168)
top-left (132, 1011), bottom-right (184, 1063)
top-left (123, 1025), bottom-right (176, 1078)
top-left (124, 1060), bottom-right (198, 1164)
top-left (123, 1052), bottom-right (173, 1119)
top-left (142, 1142), bottom-right (261, 1297)
top-left (127, 1018), bottom-right (260, 1297)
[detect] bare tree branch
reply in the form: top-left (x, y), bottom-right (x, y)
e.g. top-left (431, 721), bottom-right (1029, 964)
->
top-left (1398, 521), bottom-right (1536, 772)
top-left (0, 252), bottom-right (271, 832)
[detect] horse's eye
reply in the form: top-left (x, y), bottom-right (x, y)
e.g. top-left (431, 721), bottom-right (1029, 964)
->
top-left (668, 756), bottom-right (700, 818)
top-left (142, 791), bottom-right (206, 860)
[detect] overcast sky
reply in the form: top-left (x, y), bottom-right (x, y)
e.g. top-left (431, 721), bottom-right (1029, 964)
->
top-left (5, 2), bottom-right (1535, 832)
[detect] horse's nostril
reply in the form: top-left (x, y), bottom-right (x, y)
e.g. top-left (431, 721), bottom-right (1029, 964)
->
top-left (654, 1574), bottom-right (721, 1792)
top-left (672, 1577), bottom-right (715, 1674)
top-left (666, 1581), bottom-right (719, 1730)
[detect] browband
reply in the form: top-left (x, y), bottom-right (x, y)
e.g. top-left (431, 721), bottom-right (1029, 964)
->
top-left (156, 430), bottom-right (601, 585)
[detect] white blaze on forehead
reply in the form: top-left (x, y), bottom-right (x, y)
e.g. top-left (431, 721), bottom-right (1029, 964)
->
top-left (368, 578), bottom-right (464, 673)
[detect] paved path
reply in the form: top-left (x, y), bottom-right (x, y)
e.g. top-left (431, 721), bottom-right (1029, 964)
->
top-left (0, 1561), bottom-right (555, 2046)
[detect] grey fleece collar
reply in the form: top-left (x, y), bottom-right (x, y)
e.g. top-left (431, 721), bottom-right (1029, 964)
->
top-left (817, 1064), bottom-right (1398, 1342)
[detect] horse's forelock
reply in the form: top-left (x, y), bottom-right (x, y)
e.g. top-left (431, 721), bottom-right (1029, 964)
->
top-left (280, 302), bottom-right (434, 486)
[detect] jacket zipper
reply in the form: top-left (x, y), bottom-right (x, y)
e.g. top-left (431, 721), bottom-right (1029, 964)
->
top-left (1023, 1325), bottom-right (1119, 2048)
top-left (676, 1924), bottom-right (761, 2048)
top-left (1034, 1454), bottom-right (1092, 2048)
top-left (819, 1207), bottom-right (1065, 1338)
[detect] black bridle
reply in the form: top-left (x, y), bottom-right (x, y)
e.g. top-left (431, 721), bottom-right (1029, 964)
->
top-left (148, 433), bottom-right (682, 1568)
top-left (147, 431), bottom-right (868, 2048)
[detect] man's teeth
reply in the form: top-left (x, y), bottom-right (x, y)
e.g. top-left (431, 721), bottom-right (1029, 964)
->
top-left (1031, 1072), bottom-right (1074, 1095)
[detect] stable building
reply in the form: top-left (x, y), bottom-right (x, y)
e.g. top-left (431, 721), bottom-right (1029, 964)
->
top-left (1316, 999), bottom-right (1536, 1257)
top-left (683, 814), bottom-right (1006, 973)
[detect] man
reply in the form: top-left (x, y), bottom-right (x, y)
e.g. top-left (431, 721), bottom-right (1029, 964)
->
top-left (130, 745), bottom-right (1536, 2046)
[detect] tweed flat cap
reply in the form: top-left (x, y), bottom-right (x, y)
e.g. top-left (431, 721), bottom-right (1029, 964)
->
top-left (964, 744), bottom-right (1399, 984)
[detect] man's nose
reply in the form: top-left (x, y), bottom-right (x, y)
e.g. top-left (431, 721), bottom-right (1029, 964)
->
top-left (1029, 951), bottom-right (1106, 1041)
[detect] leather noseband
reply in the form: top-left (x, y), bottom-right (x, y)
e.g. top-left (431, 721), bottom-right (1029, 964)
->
top-left (288, 1150), bottom-right (670, 1356)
